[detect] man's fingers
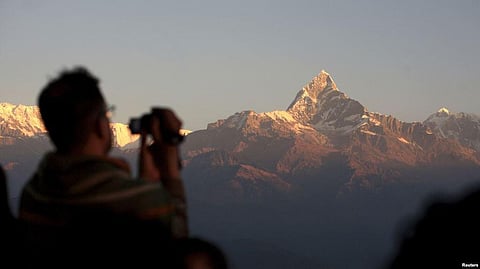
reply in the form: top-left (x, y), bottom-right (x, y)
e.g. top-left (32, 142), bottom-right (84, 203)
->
top-left (151, 109), bottom-right (182, 140)
top-left (138, 130), bottom-right (161, 181)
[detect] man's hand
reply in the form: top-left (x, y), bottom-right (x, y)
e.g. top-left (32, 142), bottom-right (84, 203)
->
top-left (139, 131), bottom-right (161, 181)
top-left (138, 108), bottom-right (188, 238)
top-left (138, 108), bottom-right (182, 182)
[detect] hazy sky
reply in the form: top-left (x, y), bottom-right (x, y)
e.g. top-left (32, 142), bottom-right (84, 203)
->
top-left (1, 0), bottom-right (479, 131)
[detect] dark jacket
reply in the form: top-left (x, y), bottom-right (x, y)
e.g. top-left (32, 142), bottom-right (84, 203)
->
top-left (18, 152), bottom-right (188, 267)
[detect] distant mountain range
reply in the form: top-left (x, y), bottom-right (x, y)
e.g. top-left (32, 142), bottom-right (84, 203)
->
top-left (2, 70), bottom-right (480, 269)
top-left (2, 71), bottom-right (480, 198)
top-left (180, 70), bottom-right (480, 202)
top-left (177, 70), bottom-right (480, 268)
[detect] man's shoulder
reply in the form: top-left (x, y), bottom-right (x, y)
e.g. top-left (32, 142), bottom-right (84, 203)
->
top-left (24, 153), bottom-right (167, 203)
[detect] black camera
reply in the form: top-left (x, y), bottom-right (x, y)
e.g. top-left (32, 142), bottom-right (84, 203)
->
top-left (128, 108), bottom-right (184, 145)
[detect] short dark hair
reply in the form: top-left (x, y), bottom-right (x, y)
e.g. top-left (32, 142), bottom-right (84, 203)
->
top-left (38, 67), bottom-right (105, 152)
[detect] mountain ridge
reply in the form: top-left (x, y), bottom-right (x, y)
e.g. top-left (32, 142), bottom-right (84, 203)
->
top-left (2, 70), bottom-right (480, 196)
top-left (181, 70), bottom-right (480, 196)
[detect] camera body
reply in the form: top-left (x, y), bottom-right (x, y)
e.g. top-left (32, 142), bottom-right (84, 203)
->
top-left (128, 107), bottom-right (184, 145)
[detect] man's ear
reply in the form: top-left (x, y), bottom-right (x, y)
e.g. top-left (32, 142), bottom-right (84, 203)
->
top-left (93, 116), bottom-right (109, 139)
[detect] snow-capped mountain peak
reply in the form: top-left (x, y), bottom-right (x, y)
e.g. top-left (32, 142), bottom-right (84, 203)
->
top-left (110, 123), bottom-right (140, 147)
top-left (287, 70), bottom-right (338, 112)
top-left (424, 109), bottom-right (480, 151)
top-left (287, 70), bottom-right (367, 134)
top-left (437, 107), bottom-right (450, 115)
top-left (0, 103), bottom-right (46, 137)
top-left (209, 70), bottom-right (371, 137)
top-left (308, 69), bottom-right (337, 93)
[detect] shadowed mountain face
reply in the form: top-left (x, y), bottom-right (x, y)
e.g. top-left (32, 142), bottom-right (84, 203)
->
top-left (2, 71), bottom-right (480, 269)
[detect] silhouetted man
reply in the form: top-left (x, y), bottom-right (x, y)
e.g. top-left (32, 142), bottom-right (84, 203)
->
top-left (388, 187), bottom-right (480, 268)
top-left (18, 67), bottom-right (188, 267)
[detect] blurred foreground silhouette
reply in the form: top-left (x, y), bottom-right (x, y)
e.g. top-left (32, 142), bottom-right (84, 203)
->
top-left (387, 185), bottom-right (480, 268)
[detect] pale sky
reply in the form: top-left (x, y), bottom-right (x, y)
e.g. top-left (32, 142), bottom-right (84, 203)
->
top-left (1, 0), bottom-right (479, 131)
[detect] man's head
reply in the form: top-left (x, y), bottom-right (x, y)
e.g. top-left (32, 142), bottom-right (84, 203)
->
top-left (38, 67), bottom-right (112, 154)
